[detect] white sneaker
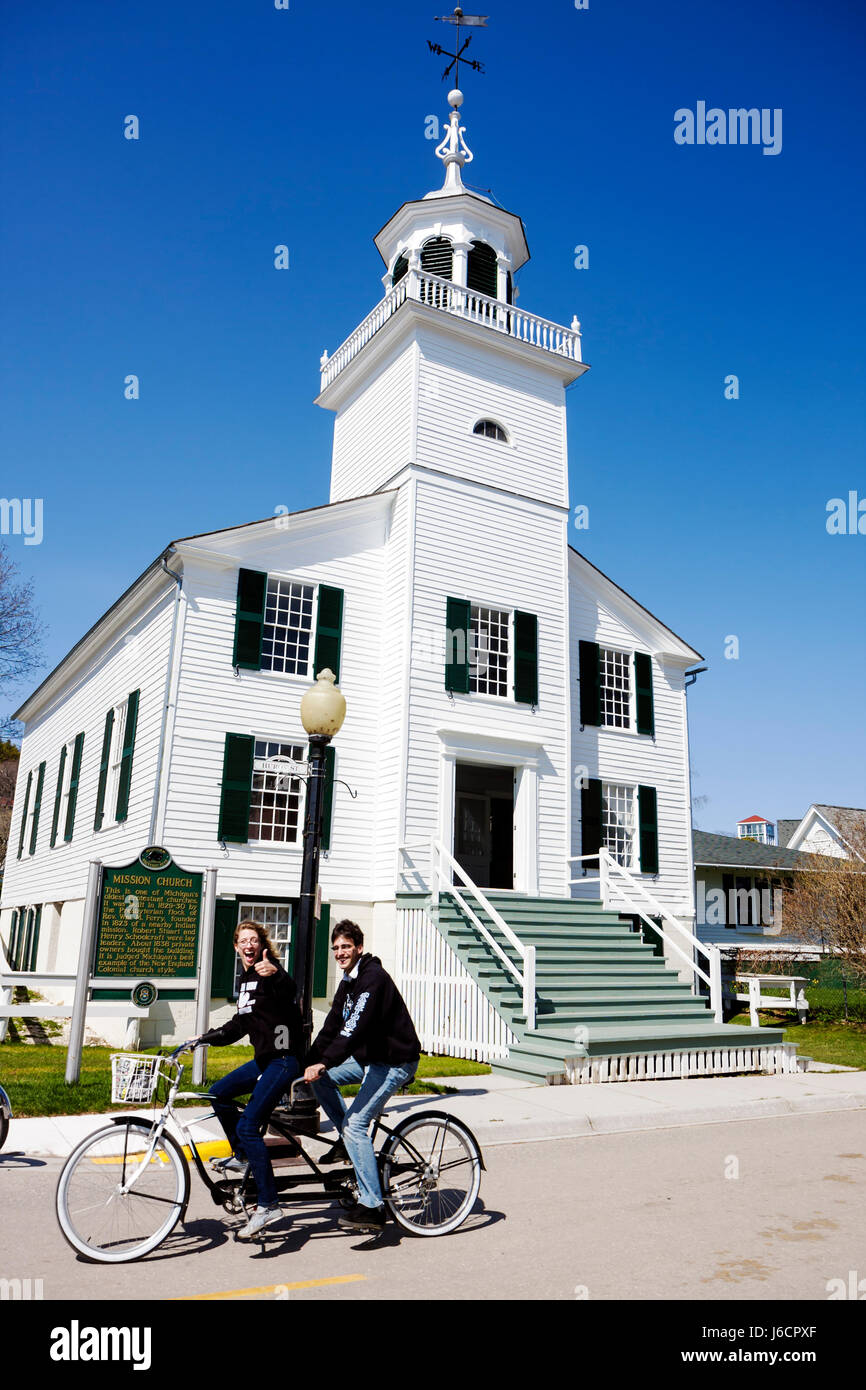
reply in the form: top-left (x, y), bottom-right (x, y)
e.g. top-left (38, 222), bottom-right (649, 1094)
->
top-left (212, 1155), bottom-right (247, 1174)
top-left (237, 1204), bottom-right (284, 1240)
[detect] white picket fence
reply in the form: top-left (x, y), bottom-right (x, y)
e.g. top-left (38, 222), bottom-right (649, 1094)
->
top-left (396, 904), bottom-right (515, 1062)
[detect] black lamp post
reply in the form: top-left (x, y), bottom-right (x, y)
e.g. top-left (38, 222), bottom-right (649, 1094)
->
top-left (294, 668), bottom-right (346, 1055)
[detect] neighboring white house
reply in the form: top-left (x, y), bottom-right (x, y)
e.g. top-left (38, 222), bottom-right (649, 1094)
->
top-left (0, 94), bottom-right (705, 1058)
top-left (781, 805), bottom-right (866, 860)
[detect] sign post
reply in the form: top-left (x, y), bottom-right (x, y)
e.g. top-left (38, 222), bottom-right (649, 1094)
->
top-left (192, 867), bottom-right (218, 1086)
top-left (66, 861), bottom-right (103, 1085)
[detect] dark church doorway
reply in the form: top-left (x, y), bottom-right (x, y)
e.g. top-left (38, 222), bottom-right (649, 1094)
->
top-left (454, 762), bottom-right (515, 889)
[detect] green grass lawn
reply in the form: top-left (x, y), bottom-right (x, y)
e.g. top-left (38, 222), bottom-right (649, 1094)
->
top-left (0, 1045), bottom-right (490, 1118)
top-left (728, 1012), bottom-right (866, 1069)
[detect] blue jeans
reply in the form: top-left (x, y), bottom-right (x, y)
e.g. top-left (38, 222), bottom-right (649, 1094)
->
top-left (210, 1056), bottom-right (299, 1207)
top-left (313, 1058), bottom-right (417, 1209)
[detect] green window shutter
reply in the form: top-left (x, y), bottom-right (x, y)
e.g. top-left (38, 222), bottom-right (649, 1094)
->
top-left (94, 709), bottom-right (115, 830)
top-left (634, 652), bottom-right (655, 736)
top-left (7, 910), bottom-right (19, 969)
top-left (19, 908), bottom-right (34, 972)
top-left (233, 568), bottom-right (267, 670)
top-left (314, 585), bottom-right (344, 683)
top-left (581, 777), bottom-right (603, 861)
top-left (313, 901), bottom-right (331, 997)
top-left (50, 745), bottom-right (67, 848)
top-left (638, 785), bottom-right (659, 874)
top-left (211, 900), bottom-right (239, 998)
top-left (578, 640), bottom-right (601, 727)
top-left (29, 762), bottom-right (46, 854)
top-left (722, 873), bottom-right (735, 928)
top-left (115, 689), bottom-right (140, 822)
top-left (445, 597), bottom-right (471, 693)
top-left (217, 733), bottom-right (254, 843)
top-left (513, 611), bottom-right (539, 705)
top-left (16, 771), bottom-right (32, 860)
top-left (64, 733), bottom-right (84, 842)
top-left (27, 906), bottom-right (42, 971)
top-left (320, 744), bottom-right (336, 852)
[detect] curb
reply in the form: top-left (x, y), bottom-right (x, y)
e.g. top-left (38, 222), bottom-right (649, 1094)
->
top-left (463, 1091), bottom-right (866, 1148)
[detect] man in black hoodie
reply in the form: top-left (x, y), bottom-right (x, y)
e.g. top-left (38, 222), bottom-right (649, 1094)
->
top-left (304, 919), bottom-right (420, 1232)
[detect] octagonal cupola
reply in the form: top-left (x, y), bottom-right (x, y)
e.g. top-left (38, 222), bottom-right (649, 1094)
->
top-left (374, 87), bottom-right (529, 305)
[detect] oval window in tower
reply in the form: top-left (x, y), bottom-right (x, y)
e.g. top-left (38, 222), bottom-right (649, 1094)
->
top-left (472, 419), bottom-right (509, 443)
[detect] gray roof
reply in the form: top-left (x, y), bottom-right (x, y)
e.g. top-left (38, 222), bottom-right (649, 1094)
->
top-left (692, 830), bottom-right (809, 871)
top-left (776, 819), bottom-right (800, 848)
top-left (811, 805), bottom-right (866, 846)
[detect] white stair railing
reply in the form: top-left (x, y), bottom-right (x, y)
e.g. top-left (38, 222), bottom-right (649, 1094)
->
top-left (399, 840), bottom-right (536, 1030)
top-left (569, 850), bottom-right (723, 1023)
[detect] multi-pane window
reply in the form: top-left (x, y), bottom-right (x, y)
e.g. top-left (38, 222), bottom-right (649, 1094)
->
top-left (233, 901), bottom-right (293, 992)
top-left (473, 419), bottom-right (508, 442)
top-left (469, 605), bottom-right (509, 697)
top-left (261, 579), bottom-right (315, 675)
top-left (602, 782), bottom-right (636, 868)
top-left (599, 647), bottom-right (631, 729)
top-left (248, 740), bottom-right (306, 843)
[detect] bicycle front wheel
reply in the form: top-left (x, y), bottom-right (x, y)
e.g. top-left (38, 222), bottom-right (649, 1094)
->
top-left (380, 1112), bottom-right (482, 1236)
top-left (56, 1120), bottom-right (189, 1263)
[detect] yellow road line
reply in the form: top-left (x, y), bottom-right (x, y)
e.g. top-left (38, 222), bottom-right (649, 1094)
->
top-left (177, 1275), bottom-right (367, 1300)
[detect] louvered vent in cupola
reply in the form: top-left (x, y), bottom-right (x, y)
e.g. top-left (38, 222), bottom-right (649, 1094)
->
top-left (392, 253), bottom-right (408, 286)
top-left (421, 236), bottom-right (453, 280)
top-left (467, 240), bottom-right (498, 298)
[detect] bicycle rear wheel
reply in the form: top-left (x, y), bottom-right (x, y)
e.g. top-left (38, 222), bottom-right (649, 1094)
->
top-left (380, 1112), bottom-right (482, 1236)
top-left (56, 1120), bottom-right (189, 1263)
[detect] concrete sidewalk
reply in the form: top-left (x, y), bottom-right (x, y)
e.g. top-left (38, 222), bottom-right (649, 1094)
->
top-left (7, 1066), bottom-right (866, 1157)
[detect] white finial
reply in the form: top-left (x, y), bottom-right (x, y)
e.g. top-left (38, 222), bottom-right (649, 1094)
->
top-left (434, 90), bottom-right (474, 195)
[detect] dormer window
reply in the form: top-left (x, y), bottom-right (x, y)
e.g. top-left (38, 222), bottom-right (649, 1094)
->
top-left (473, 419), bottom-right (509, 443)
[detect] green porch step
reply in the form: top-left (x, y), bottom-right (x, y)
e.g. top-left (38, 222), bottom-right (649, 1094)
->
top-left (426, 889), bottom-right (790, 1082)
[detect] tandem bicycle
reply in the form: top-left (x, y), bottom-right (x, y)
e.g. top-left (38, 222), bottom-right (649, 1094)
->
top-left (55, 1047), bottom-right (484, 1263)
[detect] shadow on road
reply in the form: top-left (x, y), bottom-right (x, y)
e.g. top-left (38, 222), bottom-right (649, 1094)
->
top-left (0, 1151), bottom-right (46, 1168)
top-left (239, 1196), bottom-right (505, 1259)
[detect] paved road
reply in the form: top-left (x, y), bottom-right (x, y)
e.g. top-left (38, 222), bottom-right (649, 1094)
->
top-left (2, 1110), bottom-right (864, 1302)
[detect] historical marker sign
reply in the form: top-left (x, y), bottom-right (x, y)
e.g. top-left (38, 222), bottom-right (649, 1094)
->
top-left (93, 848), bottom-right (203, 979)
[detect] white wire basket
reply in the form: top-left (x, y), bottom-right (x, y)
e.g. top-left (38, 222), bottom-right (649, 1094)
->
top-left (110, 1052), bottom-right (161, 1104)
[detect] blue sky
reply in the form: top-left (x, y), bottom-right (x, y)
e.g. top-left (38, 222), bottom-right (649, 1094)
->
top-left (1, 0), bottom-right (864, 833)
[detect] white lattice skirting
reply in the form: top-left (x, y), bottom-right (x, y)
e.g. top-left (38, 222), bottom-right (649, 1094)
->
top-left (397, 906), bottom-right (516, 1062)
top-left (563, 1042), bottom-right (803, 1085)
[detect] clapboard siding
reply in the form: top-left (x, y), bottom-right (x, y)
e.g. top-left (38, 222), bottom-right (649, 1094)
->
top-left (372, 483), bottom-right (413, 897)
top-left (568, 556), bottom-right (695, 915)
top-left (414, 327), bottom-right (568, 508)
top-left (1, 585), bottom-right (177, 909)
top-left (329, 342), bottom-right (415, 503)
top-left (404, 473), bottom-right (570, 896)
top-left (161, 530), bottom-right (389, 901)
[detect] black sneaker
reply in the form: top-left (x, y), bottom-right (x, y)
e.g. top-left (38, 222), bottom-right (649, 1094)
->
top-left (320, 1138), bottom-right (350, 1165)
top-left (338, 1203), bottom-right (387, 1233)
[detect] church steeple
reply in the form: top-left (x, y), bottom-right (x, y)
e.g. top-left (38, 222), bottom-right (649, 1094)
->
top-left (317, 45), bottom-right (587, 510)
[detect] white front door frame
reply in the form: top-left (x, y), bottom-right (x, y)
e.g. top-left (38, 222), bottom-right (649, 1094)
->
top-left (436, 728), bottom-right (543, 895)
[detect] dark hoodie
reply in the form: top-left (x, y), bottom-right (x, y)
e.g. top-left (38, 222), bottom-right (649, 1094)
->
top-left (307, 953), bottom-right (421, 1070)
top-left (198, 962), bottom-right (302, 1069)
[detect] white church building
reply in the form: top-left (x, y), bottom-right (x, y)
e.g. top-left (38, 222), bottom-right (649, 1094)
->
top-left (1, 92), bottom-right (794, 1082)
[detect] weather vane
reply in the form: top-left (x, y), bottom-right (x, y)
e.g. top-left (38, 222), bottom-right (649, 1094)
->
top-left (428, 7), bottom-right (488, 88)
